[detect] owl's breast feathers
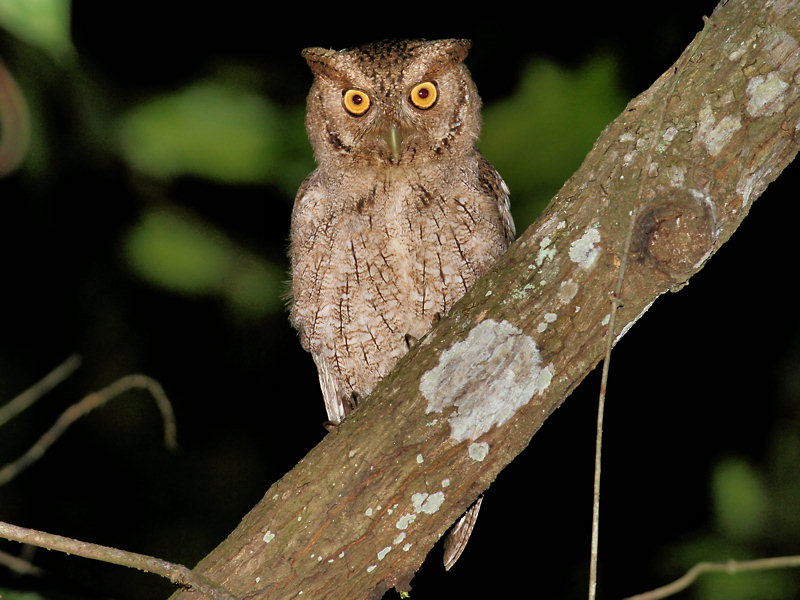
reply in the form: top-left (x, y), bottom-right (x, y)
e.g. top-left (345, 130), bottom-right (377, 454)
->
top-left (290, 156), bottom-right (513, 422)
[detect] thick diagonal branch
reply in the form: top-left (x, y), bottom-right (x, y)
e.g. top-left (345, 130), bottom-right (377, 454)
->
top-left (170, 2), bottom-right (800, 598)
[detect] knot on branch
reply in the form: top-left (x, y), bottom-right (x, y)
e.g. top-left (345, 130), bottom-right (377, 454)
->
top-left (632, 192), bottom-right (716, 282)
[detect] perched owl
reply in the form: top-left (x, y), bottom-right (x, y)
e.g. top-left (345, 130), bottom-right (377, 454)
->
top-left (289, 38), bottom-right (515, 569)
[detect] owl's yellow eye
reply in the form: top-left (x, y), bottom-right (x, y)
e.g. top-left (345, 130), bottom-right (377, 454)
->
top-left (409, 82), bottom-right (438, 109)
top-left (343, 89), bottom-right (371, 116)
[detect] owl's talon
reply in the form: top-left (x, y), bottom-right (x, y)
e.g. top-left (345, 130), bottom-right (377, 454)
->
top-left (322, 420), bottom-right (341, 433)
top-left (404, 333), bottom-right (419, 349)
top-left (346, 392), bottom-right (360, 413)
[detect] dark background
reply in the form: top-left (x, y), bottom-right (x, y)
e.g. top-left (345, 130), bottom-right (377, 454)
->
top-left (2, 3), bottom-right (800, 599)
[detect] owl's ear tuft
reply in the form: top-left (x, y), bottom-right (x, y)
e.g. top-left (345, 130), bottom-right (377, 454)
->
top-left (438, 38), bottom-right (471, 63)
top-left (419, 38), bottom-right (471, 75)
top-left (302, 47), bottom-right (345, 80)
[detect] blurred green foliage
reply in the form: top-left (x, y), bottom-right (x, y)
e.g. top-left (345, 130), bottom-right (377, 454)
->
top-left (696, 569), bottom-right (796, 600)
top-left (0, 3), bottom-right (627, 320)
top-left (124, 207), bottom-right (284, 316)
top-left (112, 77), bottom-right (306, 314)
top-left (0, 0), bottom-right (73, 61)
top-left (656, 428), bottom-right (800, 599)
top-left (0, 589), bottom-right (45, 600)
top-left (481, 55), bottom-right (627, 229)
top-left (0, 0), bottom-right (627, 318)
top-left (116, 80), bottom-right (310, 193)
top-left (712, 457), bottom-right (768, 540)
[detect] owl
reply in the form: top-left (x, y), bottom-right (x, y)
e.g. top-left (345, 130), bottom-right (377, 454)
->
top-left (289, 38), bottom-right (515, 569)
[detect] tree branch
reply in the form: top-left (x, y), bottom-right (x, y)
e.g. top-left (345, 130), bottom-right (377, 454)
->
top-left (0, 521), bottom-right (238, 600)
top-left (0, 354), bottom-right (81, 428)
top-left (168, 2), bottom-right (800, 598)
top-left (0, 373), bottom-right (177, 486)
top-left (624, 555), bottom-right (800, 600)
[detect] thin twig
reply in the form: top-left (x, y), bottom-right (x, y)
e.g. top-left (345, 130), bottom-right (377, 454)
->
top-left (0, 373), bottom-right (177, 486)
top-left (588, 18), bottom-right (714, 600)
top-left (625, 555), bottom-right (800, 600)
top-left (0, 520), bottom-right (239, 600)
top-left (0, 547), bottom-right (44, 576)
top-left (94, 374), bottom-right (178, 450)
top-left (0, 354), bottom-right (82, 428)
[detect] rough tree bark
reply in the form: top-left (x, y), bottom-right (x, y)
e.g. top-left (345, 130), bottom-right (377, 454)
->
top-left (170, 1), bottom-right (800, 598)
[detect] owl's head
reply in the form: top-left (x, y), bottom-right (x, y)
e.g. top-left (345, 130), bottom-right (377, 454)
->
top-left (301, 39), bottom-right (481, 169)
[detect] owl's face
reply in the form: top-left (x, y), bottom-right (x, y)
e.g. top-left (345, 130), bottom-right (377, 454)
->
top-left (302, 39), bottom-right (481, 170)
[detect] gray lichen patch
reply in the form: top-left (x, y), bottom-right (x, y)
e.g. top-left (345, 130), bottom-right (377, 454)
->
top-left (412, 491), bottom-right (446, 514)
top-left (569, 227), bottom-right (601, 268)
top-left (395, 513), bottom-right (416, 530)
top-left (535, 235), bottom-right (557, 266)
top-left (746, 72), bottom-right (789, 117)
top-left (667, 165), bottom-right (686, 187)
top-left (420, 319), bottom-right (552, 442)
top-left (696, 103), bottom-right (742, 156)
top-left (468, 441), bottom-right (489, 461)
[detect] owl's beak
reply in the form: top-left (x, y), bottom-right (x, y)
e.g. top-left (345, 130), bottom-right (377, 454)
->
top-left (384, 125), bottom-right (402, 162)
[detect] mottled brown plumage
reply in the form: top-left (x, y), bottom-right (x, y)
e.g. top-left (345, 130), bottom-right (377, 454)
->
top-left (289, 38), bottom-right (515, 569)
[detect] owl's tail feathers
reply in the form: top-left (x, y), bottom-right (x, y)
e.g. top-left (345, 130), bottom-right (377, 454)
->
top-left (313, 353), bottom-right (349, 425)
top-left (442, 495), bottom-right (484, 570)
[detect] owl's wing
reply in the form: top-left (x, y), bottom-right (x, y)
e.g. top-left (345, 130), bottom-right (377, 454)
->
top-left (476, 152), bottom-right (516, 244)
top-left (442, 495), bottom-right (484, 570)
top-left (312, 352), bottom-right (348, 425)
